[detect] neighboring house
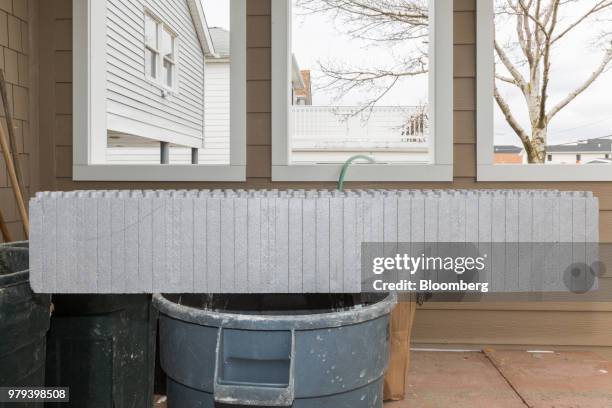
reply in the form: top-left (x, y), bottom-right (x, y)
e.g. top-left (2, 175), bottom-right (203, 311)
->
top-left (494, 145), bottom-right (525, 164)
top-left (545, 137), bottom-right (612, 164)
top-left (585, 158), bottom-right (612, 164)
top-left (107, 30), bottom-right (316, 165)
top-left (106, 0), bottom-right (216, 163)
top-left (293, 70), bottom-right (312, 105)
top-left (291, 55), bottom-right (307, 105)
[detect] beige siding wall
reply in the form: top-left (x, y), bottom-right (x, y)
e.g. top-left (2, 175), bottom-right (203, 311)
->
top-left (32, 0), bottom-right (612, 347)
top-left (0, 0), bottom-right (32, 241)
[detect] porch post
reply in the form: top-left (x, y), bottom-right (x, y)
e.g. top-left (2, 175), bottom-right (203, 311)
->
top-left (160, 142), bottom-right (169, 164)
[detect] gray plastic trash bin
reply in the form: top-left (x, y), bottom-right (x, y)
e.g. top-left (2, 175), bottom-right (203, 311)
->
top-left (153, 293), bottom-right (396, 407)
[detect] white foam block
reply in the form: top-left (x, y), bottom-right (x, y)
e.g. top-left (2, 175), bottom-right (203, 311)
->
top-left (28, 189), bottom-right (599, 294)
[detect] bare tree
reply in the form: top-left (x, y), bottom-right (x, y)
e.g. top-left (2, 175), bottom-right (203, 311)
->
top-left (294, 0), bottom-right (429, 115)
top-left (495, 0), bottom-right (612, 163)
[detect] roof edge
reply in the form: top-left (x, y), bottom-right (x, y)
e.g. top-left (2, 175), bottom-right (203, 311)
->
top-left (186, 0), bottom-right (217, 57)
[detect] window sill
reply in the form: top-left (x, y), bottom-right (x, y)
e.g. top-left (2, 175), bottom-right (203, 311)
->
top-left (144, 77), bottom-right (179, 98)
top-left (477, 164), bottom-right (612, 182)
top-left (73, 164), bottom-right (246, 182)
top-left (271, 163), bottom-right (453, 182)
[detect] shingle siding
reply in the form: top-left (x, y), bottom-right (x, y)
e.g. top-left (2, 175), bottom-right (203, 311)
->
top-left (0, 0), bottom-right (30, 241)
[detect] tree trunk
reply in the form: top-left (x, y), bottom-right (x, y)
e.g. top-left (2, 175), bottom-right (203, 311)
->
top-left (525, 127), bottom-right (547, 164)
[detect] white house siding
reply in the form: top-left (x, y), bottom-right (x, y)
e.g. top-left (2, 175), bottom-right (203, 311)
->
top-left (105, 146), bottom-right (200, 163)
top-left (105, 59), bottom-right (230, 165)
top-left (106, 0), bottom-right (205, 148)
top-left (200, 60), bottom-right (230, 164)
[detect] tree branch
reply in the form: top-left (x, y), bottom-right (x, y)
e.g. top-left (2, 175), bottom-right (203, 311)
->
top-left (552, 1), bottom-right (612, 45)
top-left (495, 40), bottom-right (528, 93)
top-left (547, 48), bottom-right (612, 119)
top-left (294, 0), bottom-right (430, 116)
top-left (537, 0), bottom-right (559, 127)
top-left (295, 0), bottom-right (428, 43)
top-left (494, 85), bottom-right (531, 146)
top-left (496, 73), bottom-right (520, 85)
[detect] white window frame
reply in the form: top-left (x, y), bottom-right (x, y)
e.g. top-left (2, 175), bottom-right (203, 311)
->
top-left (270, 0), bottom-right (454, 182)
top-left (73, 0), bottom-right (246, 181)
top-left (476, 0), bottom-right (612, 181)
top-left (144, 11), bottom-right (179, 92)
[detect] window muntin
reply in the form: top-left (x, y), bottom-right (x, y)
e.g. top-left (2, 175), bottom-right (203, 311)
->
top-left (161, 27), bottom-right (176, 87)
top-left (144, 12), bottom-right (177, 89)
top-left (144, 14), bottom-right (158, 79)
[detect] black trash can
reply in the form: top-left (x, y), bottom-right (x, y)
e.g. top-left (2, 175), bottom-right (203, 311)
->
top-left (0, 243), bottom-right (51, 408)
top-left (45, 295), bottom-right (157, 408)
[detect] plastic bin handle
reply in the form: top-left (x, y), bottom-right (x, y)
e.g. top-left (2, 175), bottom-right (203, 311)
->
top-left (213, 328), bottom-right (296, 406)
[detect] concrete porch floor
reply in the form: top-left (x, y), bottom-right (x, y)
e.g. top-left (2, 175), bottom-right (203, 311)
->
top-left (154, 349), bottom-right (612, 407)
top-left (388, 349), bottom-right (612, 408)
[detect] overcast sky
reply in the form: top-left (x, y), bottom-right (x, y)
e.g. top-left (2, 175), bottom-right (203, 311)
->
top-left (201, 0), bottom-right (229, 30)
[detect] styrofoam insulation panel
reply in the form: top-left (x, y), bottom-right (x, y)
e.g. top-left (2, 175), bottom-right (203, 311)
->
top-left (29, 190), bottom-right (599, 293)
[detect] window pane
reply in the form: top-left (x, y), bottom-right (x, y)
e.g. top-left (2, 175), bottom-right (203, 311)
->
top-left (145, 48), bottom-right (157, 78)
top-left (493, 1), bottom-right (612, 165)
top-left (161, 27), bottom-right (174, 60)
top-left (163, 59), bottom-right (173, 87)
top-left (144, 14), bottom-right (157, 48)
top-left (290, 0), bottom-right (430, 164)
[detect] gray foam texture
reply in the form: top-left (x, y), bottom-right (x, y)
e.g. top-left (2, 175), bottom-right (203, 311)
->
top-left (29, 189), bottom-right (599, 294)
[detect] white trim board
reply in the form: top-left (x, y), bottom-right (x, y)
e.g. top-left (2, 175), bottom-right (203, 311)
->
top-left (72, 0), bottom-right (246, 181)
top-left (73, 164), bottom-right (246, 182)
top-left (476, 0), bottom-right (612, 182)
top-left (271, 163), bottom-right (453, 182)
top-left (270, 0), bottom-right (454, 182)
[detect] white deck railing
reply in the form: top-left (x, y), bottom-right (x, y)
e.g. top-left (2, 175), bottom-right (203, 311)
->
top-left (291, 106), bottom-right (429, 151)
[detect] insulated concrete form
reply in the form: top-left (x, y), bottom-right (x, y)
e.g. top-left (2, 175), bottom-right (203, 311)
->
top-left (29, 190), bottom-right (599, 294)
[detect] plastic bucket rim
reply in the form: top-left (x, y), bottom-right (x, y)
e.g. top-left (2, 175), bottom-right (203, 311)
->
top-left (0, 244), bottom-right (29, 286)
top-left (0, 269), bottom-right (29, 287)
top-left (153, 292), bottom-right (397, 331)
